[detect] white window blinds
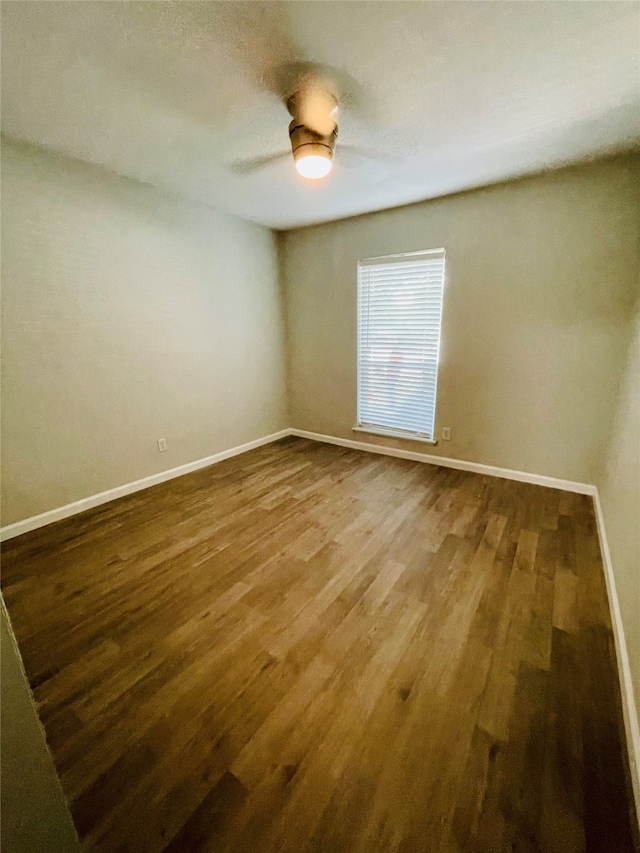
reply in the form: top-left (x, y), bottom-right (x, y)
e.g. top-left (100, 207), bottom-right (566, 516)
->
top-left (357, 249), bottom-right (445, 441)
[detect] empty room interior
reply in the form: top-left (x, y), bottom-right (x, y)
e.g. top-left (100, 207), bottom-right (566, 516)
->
top-left (1, 2), bottom-right (640, 851)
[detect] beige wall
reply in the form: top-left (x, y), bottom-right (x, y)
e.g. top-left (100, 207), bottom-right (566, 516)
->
top-left (598, 305), bottom-right (640, 711)
top-left (1, 140), bottom-right (288, 525)
top-left (282, 156), bottom-right (640, 485)
top-left (1, 599), bottom-right (81, 852)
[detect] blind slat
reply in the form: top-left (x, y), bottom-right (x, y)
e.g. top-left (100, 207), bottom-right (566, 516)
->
top-left (357, 250), bottom-right (445, 442)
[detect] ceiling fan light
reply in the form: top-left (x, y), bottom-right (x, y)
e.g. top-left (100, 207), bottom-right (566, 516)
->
top-left (289, 121), bottom-right (337, 181)
top-left (295, 153), bottom-right (333, 179)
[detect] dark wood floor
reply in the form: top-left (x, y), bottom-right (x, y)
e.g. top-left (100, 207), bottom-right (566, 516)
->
top-left (1, 437), bottom-right (637, 852)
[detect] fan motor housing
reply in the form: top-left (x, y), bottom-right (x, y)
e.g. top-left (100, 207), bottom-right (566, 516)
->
top-left (289, 121), bottom-right (338, 165)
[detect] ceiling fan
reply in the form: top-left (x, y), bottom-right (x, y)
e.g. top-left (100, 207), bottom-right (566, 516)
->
top-left (231, 62), bottom-right (396, 180)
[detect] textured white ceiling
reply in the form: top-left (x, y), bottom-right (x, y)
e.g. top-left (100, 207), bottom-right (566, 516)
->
top-left (2, 1), bottom-right (639, 229)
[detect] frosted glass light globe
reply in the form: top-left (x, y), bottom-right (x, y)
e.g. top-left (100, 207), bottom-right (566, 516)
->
top-left (295, 154), bottom-right (333, 179)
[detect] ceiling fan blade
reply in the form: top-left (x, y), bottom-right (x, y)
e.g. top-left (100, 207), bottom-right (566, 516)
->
top-left (338, 144), bottom-right (402, 166)
top-left (231, 151), bottom-right (290, 175)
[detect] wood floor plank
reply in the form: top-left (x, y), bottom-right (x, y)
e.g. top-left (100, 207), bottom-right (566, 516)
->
top-left (1, 436), bottom-right (637, 852)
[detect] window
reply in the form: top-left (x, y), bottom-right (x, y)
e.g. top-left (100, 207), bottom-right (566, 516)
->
top-left (357, 249), bottom-right (445, 442)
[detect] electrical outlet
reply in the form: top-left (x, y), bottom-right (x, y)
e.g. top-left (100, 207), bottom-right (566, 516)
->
top-left (157, 438), bottom-right (167, 452)
top-left (441, 427), bottom-right (451, 441)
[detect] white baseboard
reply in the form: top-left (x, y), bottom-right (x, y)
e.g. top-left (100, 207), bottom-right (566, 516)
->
top-left (592, 489), bottom-right (640, 823)
top-left (0, 429), bottom-right (290, 542)
top-left (0, 426), bottom-right (594, 542)
top-left (289, 428), bottom-right (595, 494)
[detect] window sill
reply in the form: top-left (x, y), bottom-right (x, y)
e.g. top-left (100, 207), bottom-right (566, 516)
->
top-left (352, 426), bottom-right (438, 446)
